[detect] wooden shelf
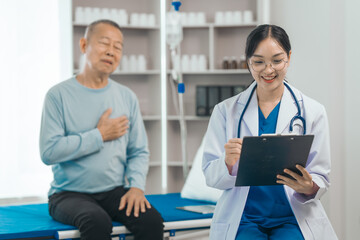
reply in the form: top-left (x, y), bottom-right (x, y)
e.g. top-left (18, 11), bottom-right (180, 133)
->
top-left (112, 70), bottom-right (161, 75)
top-left (143, 115), bottom-right (161, 121)
top-left (73, 23), bottom-right (160, 30)
top-left (149, 162), bottom-right (161, 167)
top-left (73, 70), bottom-right (160, 75)
top-left (167, 69), bottom-right (249, 75)
top-left (167, 115), bottom-right (210, 121)
top-left (185, 69), bottom-right (249, 75)
top-left (167, 161), bottom-right (193, 167)
top-left (183, 24), bottom-right (211, 29)
top-left (213, 22), bottom-right (258, 28)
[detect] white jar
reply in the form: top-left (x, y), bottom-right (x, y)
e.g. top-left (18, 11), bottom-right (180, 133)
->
top-left (198, 55), bottom-right (207, 71)
top-left (118, 9), bottom-right (128, 26)
top-left (75, 7), bottom-right (84, 24)
top-left (137, 55), bottom-right (147, 71)
top-left (190, 54), bottom-right (198, 71)
top-left (139, 13), bottom-right (147, 26)
top-left (129, 54), bottom-right (137, 72)
top-left (196, 12), bottom-right (206, 25)
top-left (148, 14), bottom-right (156, 27)
top-left (233, 11), bottom-right (242, 24)
top-left (92, 8), bottom-right (101, 22)
top-left (243, 10), bottom-right (253, 24)
top-left (84, 7), bottom-right (93, 24)
top-left (101, 8), bottom-right (111, 21)
top-left (224, 11), bottom-right (233, 25)
top-left (181, 55), bottom-right (190, 72)
top-left (120, 55), bottom-right (129, 72)
top-left (215, 11), bottom-right (224, 25)
top-left (110, 8), bottom-right (119, 23)
top-left (188, 12), bottom-right (197, 26)
top-left (130, 13), bottom-right (140, 26)
top-left (180, 12), bottom-right (188, 26)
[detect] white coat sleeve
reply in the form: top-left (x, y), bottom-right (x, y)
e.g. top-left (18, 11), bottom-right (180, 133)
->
top-left (293, 105), bottom-right (331, 203)
top-left (202, 104), bottom-right (237, 190)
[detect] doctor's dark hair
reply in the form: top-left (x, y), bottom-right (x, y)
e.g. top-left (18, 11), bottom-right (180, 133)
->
top-left (245, 24), bottom-right (291, 61)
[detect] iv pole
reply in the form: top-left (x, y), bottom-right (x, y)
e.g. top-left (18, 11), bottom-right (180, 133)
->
top-left (167, 1), bottom-right (189, 180)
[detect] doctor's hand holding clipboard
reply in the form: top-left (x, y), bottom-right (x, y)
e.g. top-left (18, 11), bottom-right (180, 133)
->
top-left (202, 24), bottom-right (338, 240)
top-left (224, 137), bottom-right (319, 196)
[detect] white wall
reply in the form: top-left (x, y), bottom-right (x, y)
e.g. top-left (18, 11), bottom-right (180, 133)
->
top-left (58, 0), bottom-right (73, 81)
top-left (0, 0), bottom-right (73, 199)
top-left (344, 0), bottom-right (360, 238)
top-left (270, 0), bottom-right (359, 239)
top-left (0, 0), bottom-right (65, 198)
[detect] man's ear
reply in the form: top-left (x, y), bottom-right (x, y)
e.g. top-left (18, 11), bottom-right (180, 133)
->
top-left (79, 37), bottom-right (87, 54)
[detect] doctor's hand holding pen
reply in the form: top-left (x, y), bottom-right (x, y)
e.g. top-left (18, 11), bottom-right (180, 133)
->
top-left (224, 138), bottom-right (243, 174)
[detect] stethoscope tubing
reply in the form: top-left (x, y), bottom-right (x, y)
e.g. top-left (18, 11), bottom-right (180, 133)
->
top-left (237, 81), bottom-right (306, 138)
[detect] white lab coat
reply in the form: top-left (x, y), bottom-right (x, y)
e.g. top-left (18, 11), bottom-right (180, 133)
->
top-left (202, 81), bottom-right (338, 240)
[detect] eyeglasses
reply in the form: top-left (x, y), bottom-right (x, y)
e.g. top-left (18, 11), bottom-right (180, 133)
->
top-left (249, 58), bottom-right (289, 72)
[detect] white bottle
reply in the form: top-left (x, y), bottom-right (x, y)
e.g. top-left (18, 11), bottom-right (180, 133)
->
top-left (118, 9), bottom-right (128, 26)
top-left (198, 55), bottom-right (207, 71)
top-left (233, 11), bottom-right (242, 24)
top-left (181, 55), bottom-right (190, 72)
top-left (130, 13), bottom-right (140, 26)
top-left (110, 8), bottom-right (119, 23)
top-left (137, 55), bottom-right (147, 71)
top-left (84, 7), bottom-right (93, 24)
top-left (215, 11), bottom-right (224, 25)
top-left (101, 8), bottom-right (111, 21)
top-left (75, 7), bottom-right (84, 24)
top-left (243, 10), bottom-right (253, 24)
top-left (188, 12), bottom-right (196, 26)
top-left (225, 11), bottom-right (233, 25)
top-left (120, 55), bottom-right (129, 72)
top-left (129, 55), bottom-right (137, 72)
top-left (139, 13), bottom-right (147, 27)
top-left (148, 14), bottom-right (156, 27)
top-left (92, 8), bottom-right (101, 22)
top-left (180, 12), bottom-right (187, 26)
top-left (196, 12), bottom-right (206, 25)
top-left (190, 54), bottom-right (198, 71)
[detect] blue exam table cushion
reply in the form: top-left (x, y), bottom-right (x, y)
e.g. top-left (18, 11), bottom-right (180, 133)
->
top-left (0, 193), bottom-right (214, 239)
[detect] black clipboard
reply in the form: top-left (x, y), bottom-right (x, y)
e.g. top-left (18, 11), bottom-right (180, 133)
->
top-left (235, 135), bottom-right (314, 186)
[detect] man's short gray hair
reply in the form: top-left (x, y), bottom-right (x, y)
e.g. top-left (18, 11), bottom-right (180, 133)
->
top-left (84, 19), bottom-right (122, 40)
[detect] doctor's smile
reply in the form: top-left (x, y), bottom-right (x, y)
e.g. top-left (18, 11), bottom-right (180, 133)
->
top-left (261, 75), bottom-right (277, 83)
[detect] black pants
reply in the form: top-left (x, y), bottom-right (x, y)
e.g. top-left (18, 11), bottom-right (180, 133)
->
top-left (48, 186), bottom-right (164, 240)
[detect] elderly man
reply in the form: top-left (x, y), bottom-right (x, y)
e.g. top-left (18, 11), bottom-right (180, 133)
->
top-left (39, 19), bottom-right (164, 240)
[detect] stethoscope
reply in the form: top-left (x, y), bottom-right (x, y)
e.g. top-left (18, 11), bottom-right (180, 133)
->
top-left (237, 81), bottom-right (306, 138)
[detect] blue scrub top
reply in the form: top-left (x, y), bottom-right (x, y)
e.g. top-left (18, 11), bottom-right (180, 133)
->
top-left (240, 102), bottom-right (298, 228)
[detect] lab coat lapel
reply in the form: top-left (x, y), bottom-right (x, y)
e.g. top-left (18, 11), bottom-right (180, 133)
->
top-left (276, 85), bottom-right (298, 134)
top-left (238, 83), bottom-right (258, 137)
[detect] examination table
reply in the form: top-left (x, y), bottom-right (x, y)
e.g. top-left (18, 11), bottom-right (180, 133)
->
top-left (0, 193), bottom-right (214, 240)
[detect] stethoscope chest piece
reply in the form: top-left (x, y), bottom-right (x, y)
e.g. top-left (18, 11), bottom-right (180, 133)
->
top-left (238, 82), bottom-right (306, 138)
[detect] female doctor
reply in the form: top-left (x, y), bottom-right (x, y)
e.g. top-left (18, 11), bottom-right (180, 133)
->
top-left (202, 24), bottom-right (337, 240)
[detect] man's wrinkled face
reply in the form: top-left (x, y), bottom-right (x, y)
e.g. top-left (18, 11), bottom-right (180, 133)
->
top-left (82, 23), bottom-right (123, 75)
